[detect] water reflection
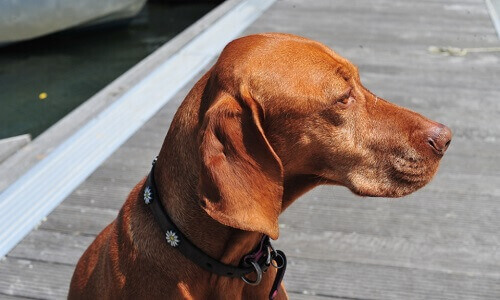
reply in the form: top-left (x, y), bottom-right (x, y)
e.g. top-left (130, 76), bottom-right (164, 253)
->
top-left (0, 2), bottom-right (216, 139)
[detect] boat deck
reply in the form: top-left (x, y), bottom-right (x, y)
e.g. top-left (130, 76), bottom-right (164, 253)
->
top-left (1, 0), bottom-right (500, 299)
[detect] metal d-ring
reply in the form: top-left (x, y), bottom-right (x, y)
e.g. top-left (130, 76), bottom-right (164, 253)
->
top-left (241, 260), bottom-right (263, 286)
top-left (271, 251), bottom-right (285, 269)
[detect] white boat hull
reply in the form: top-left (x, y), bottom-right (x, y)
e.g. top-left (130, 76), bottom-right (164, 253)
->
top-left (0, 0), bottom-right (147, 44)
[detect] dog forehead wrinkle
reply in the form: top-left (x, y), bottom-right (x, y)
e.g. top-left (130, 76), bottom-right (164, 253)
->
top-left (240, 49), bottom-right (346, 106)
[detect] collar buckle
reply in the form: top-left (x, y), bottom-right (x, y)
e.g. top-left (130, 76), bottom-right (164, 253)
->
top-left (240, 260), bottom-right (263, 285)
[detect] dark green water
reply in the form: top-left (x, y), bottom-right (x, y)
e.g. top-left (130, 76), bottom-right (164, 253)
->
top-left (0, 2), bottom-right (216, 139)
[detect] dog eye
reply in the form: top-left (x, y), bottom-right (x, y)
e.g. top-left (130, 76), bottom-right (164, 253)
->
top-left (338, 96), bottom-right (350, 104)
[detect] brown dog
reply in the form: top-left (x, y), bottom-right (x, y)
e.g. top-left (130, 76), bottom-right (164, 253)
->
top-left (69, 33), bottom-right (451, 299)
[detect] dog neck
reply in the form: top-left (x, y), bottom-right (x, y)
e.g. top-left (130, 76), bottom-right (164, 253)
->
top-left (153, 151), bottom-right (263, 267)
top-left (139, 75), bottom-right (318, 283)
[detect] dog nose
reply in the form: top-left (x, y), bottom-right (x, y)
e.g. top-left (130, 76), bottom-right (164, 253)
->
top-left (427, 124), bottom-right (452, 155)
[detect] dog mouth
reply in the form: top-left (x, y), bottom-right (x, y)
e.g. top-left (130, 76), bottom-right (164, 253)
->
top-left (341, 154), bottom-right (437, 198)
top-left (386, 156), bottom-right (437, 196)
top-left (316, 149), bottom-right (440, 198)
top-left (389, 156), bottom-right (431, 184)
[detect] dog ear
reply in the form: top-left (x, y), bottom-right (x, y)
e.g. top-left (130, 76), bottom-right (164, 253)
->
top-left (199, 92), bottom-right (283, 239)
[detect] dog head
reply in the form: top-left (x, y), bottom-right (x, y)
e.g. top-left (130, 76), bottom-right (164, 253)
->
top-left (198, 33), bottom-right (451, 239)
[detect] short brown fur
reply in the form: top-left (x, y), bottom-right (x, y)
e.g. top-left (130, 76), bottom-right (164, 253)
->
top-left (69, 33), bottom-right (451, 299)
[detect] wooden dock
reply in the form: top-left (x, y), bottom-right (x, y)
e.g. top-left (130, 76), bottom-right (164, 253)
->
top-left (1, 0), bottom-right (500, 299)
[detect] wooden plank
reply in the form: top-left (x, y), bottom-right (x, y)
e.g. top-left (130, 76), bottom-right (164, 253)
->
top-left (278, 187), bottom-right (500, 246)
top-left (97, 146), bottom-right (159, 171)
top-left (8, 230), bottom-right (93, 266)
top-left (288, 291), bottom-right (355, 300)
top-left (266, 11), bottom-right (494, 37)
top-left (283, 257), bottom-right (500, 300)
top-left (282, 0), bottom-right (490, 20)
top-left (250, 21), bottom-right (498, 50)
top-left (0, 293), bottom-right (40, 300)
top-left (266, 0), bottom-right (494, 29)
top-left (437, 152), bottom-right (500, 176)
top-left (424, 173), bottom-right (499, 197)
top-left (275, 226), bottom-right (500, 278)
top-left (360, 72), bottom-right (500, 103)
top-left (40, 205), bottom-right (116, 236)
top-left (61, 182), bottom-right (130, 210)
top-left (0, 258), bottom-right (72, 299)
top-left (249, 3), bottom-right (498, 48)
top-left (350, 52), bottom-right (500, 76)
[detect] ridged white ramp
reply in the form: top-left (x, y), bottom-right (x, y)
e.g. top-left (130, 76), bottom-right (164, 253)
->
top-left (0, 0), bottom-right (276, 258)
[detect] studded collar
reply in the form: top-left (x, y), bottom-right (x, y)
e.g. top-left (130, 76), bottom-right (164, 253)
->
top-left (143, 157), bottom-right (287, 299)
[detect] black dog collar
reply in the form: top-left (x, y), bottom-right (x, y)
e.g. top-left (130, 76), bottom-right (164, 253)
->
top-left (144, 158), bottom-right (287, 299)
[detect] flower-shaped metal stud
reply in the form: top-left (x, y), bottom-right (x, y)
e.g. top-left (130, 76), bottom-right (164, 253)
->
top-left (144, 186), bottom-right (152, 204)
top-left (165, 230), bottom-right (180, 247)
